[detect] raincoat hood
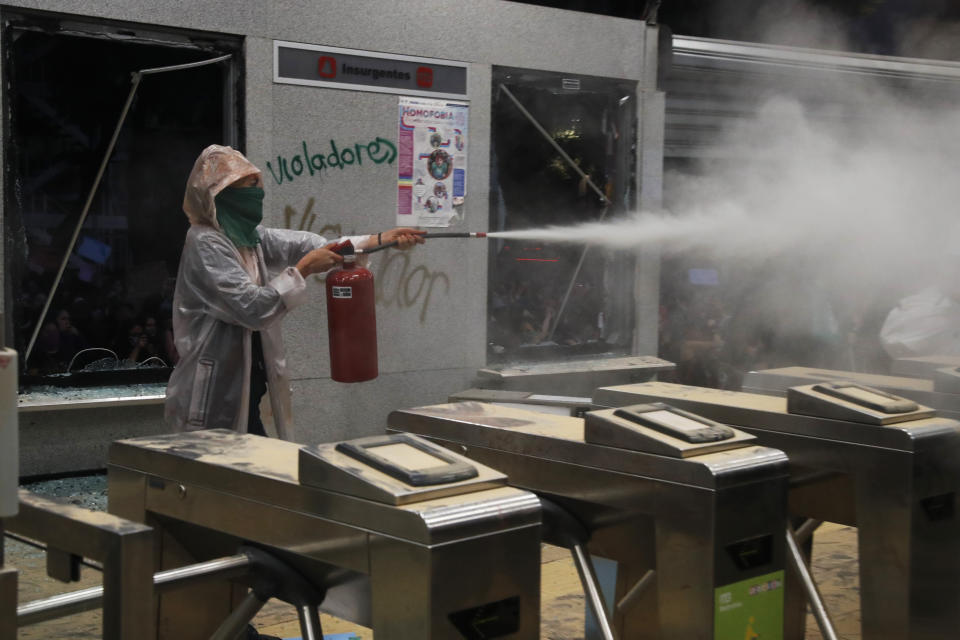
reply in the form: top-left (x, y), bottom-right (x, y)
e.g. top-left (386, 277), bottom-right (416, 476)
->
top-left (183, 145), bottom-right (263, 227)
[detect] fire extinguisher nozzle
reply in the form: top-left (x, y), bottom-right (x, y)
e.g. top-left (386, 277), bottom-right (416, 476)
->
top-left (354, 232), bottom-right (488, 254)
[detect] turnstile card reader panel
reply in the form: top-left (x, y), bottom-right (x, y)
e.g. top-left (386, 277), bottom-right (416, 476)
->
top-left (585, 403), bottom-right (754, 457)
top-left (300, 433), bottom-right (507, 505)
top-left (787, 382), bottom-right (934, 425)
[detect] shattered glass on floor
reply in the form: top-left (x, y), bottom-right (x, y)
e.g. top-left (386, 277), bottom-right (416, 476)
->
top-left (18, 383), bottom-right (166, 408)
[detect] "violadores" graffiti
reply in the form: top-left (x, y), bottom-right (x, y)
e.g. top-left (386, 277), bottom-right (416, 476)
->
top-left (267, 138), bottom-right (397, 185)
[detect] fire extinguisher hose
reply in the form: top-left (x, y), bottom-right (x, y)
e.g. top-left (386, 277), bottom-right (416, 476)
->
top-left (355, 231), bottom-right (488, 255)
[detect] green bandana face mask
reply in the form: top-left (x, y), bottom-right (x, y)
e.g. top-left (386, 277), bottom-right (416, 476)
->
top-left (215, 186), bottom-right (264, 248)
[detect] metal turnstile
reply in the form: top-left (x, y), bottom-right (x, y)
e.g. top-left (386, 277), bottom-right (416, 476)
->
top-left (743, 365), bottom-right (960, 420)
top-left (593, 381), bottom-right (960, 640)
top-left (108, 429), bottom-right (542, 639)
top-left (389, 401), bottom-right (789, 639)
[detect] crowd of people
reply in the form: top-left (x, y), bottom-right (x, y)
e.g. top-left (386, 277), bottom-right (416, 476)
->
top-left (20, 246), bottom-right (955, 388)
top-left (656, 258), bottom-right (901, 390)
top-left (488, 278), bottom-right (606, 357)
top-left (18, 272), bottom-right (179, 377)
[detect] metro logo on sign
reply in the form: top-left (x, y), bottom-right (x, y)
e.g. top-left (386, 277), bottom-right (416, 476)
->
top-left (318, 56), bottom-right (337, 78)
top-left (416, 66), bottom-right (434, 88)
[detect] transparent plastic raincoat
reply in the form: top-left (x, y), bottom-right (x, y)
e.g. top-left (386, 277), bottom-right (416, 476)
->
top-left (164, 145), bottom-right (368, 439)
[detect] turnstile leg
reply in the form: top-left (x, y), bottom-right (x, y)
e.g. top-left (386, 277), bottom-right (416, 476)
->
top-left (540, 499), bottom-right (618, 640)
top-left (785, 528), bottom-right (839, 640)
top-left (854, 462), bottom-right (960, 640)
top-left (0, 566), bottom-right (16, 640)
top-left (587, 517), bottom-right (659, 640)
top-left (655, 481), bottom-right (788, 638)
top-left (201, 545), bottom-right (330, 640)
top-left (369, 526), bottom-right (541, 638)
top-left (570, 543), bottom-right (618, 640)
top-left (209, 591), bottom-right (268, 640)
top-left (783, 516), bottom-right (813, 640)
top-left (297, 604), bottom-right (324, 640)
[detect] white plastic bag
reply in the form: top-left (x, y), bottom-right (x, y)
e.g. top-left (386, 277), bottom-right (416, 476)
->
top-left (880, 287), bottom-right (960, 358)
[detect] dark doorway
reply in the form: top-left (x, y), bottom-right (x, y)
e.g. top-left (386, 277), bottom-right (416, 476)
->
top-left (488, 67), bottom-right (637, 364)
top-left (3, 10), bottom-right (242, 381)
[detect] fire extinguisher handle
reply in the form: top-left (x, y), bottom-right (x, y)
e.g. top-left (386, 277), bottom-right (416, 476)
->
top-left (329, 240), bottom-right (356, 256)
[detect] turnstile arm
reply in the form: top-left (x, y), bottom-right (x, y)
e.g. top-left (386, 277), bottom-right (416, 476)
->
top-left (570, 543), bottom-right (618, 640)
top-left (540, 499), bottom-right (618, 640)
top-left (209, 591), bottom-right (269, 640)
top-left (615, 569), bottom-right (656, 614)
top-left (297, 604), bottom-right (324, 640)
top-left (786, 528), bottom-right (840, 640)
top-left (794, 518), bottom-right (823, 546)
top-left (18, 554), bottom-right (252, 627)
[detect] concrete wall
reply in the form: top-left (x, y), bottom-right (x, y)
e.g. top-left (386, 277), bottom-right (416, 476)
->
top-left (4, 0), bottom-right (660, 472)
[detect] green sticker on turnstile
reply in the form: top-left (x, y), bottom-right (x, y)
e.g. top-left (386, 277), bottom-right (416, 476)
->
top-left (714, 570), bottom-right (784, 640)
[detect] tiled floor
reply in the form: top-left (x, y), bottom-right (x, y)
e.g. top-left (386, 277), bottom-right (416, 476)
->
top-left (9, 523), bottom-right (860, 639)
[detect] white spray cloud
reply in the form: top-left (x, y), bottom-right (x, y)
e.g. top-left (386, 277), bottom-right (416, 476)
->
top-left (489, 6), bottom-right (960, 369)
top-left (492, 78), bottom-right (960, 297)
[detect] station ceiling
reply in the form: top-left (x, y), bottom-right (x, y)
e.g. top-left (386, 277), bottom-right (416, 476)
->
top-left (514, 0), bottom-right (960, 60)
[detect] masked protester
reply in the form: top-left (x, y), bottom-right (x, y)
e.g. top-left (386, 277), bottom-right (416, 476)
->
top-left (165, 145), bottom-right (424, 439)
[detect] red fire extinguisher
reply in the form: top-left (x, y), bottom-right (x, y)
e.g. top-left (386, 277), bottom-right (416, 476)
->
top-left (326, 241), bottom-right (378, 382)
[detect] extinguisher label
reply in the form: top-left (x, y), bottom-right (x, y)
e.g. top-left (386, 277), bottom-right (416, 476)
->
top-left (332, 286), bottom-right (353, 299)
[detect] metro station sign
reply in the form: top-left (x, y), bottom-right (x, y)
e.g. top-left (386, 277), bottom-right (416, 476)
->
top-left (274, 41), bottom-right (468, 100)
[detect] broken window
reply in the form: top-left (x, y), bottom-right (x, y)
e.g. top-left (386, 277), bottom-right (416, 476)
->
top-left (488, 66), bottom-right (637, 364)
top-left (3, 9), bottom-right (242, 386)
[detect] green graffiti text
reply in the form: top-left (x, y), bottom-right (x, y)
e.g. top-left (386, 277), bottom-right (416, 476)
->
top-left (266, 137), bottom-right (396, 185)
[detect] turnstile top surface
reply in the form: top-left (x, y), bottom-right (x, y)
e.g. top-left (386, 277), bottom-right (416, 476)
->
top-left (108, 429), bottom-right (540, 544)
top-left (388, 402), bottom-right (787, 490)
top-left (593, 382), bottom-right (960, 451)
top-left (934, 367), bottom-right (960, 394)
top-left (477, 355), bottom-right (674, 380)
top-left (892, 355), bottom-right (960, 378)
top-left (449, 388), bottom-right (593, 416)
top-left (744, 366), bottom-right (934, 394)
top-left (450, 388), bottom-right (593, 407)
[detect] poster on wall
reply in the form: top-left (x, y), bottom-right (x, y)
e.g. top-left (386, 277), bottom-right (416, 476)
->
top-left (397, 97), bottom-right (468, 227)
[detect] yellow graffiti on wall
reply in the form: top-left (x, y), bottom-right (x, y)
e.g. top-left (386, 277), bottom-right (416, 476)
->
top-left (284, 197), bottom-right (449, 323)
